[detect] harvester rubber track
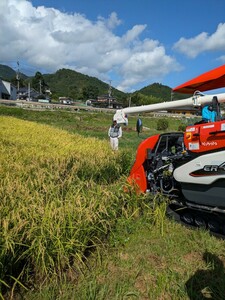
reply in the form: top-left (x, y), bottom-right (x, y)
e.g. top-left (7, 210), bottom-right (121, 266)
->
top-left (166, 201), bottom-right (225, 239)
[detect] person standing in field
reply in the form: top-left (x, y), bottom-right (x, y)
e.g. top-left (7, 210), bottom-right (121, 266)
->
top-left (136, 118), bottom-right (142, 136)
top-left (108, 119), bottom-right (122, 151)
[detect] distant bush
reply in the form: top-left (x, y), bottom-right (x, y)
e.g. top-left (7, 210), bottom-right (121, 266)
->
top-left (178, 124), bottom-right (186, 132)
top-left (156, 118), bottom-right (169, 130)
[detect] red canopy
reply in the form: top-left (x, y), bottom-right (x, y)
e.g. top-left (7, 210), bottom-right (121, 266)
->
top-left (173, 65), bottom-right (225, 94)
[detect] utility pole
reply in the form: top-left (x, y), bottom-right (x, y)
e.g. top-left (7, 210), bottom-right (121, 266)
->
top-left (28, 82), bottom-right (30, 101)
top-left (108, 80), bottom-right (112, 108)
top-left (39, 80), bottom-right (42, 94)
top-left (16, 61), bottom-right (20, 99)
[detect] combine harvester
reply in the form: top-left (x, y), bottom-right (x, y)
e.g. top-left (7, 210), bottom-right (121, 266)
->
top-left (114, 65), bottom-right (225, 237)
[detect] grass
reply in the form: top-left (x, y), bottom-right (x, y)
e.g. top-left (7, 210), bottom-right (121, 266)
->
top-left (1, 105), bottom-right (225, 300)
top-left (23, 218), bottom-right (225, 300)
top-left (0, 105), bottom-right (198, 151)
top-left (69, 217), bottom-right (225, 300)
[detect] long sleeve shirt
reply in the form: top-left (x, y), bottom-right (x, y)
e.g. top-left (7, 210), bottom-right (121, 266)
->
top-left (202, 106), bottom-right (217, 122)
top-left (108, 125), bottom-right (122, 138)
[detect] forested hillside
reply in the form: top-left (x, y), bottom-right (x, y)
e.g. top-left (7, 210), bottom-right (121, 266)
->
top-left (139, 83), bottom-right (172, 101)
top-left (43, 68), bottom-right (126, 101)
top-left (0, 64), bottom-right (16, 80)
top-left (0, 64), bottom-right (28, 81)
top-left (0, 64), bottom-right (174, 105)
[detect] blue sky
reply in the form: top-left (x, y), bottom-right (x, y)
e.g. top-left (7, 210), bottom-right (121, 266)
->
top-left (1, 0), bottom-right (225, 93)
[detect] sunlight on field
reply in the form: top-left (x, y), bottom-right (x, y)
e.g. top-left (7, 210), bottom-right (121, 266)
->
top-left (0, 116), bottom-right (142, 297)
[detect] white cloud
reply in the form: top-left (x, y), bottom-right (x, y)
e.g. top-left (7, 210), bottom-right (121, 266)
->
top-left (117, 42), bottom-right (180, 92)
top-left (0, 0), bottom-right (179, 92)
top-left (173, 23), bottom-right (225, 58)
top-left (217, 55), bottom-right (225, 63)
top-left (122, 25), bottom-right (147, 44)
top-left (98, 12), bottom-right (122, 30)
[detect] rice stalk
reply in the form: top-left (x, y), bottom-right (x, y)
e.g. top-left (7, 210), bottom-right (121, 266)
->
top-left (0, 116), bottom-right (137, 294)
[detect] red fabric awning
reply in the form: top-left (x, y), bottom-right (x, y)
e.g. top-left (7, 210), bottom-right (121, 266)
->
top-left (173, 65), bottom-right (225, 94)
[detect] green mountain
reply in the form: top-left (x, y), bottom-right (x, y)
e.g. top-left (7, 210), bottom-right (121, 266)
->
top-left (43, 68), bottom-right (126, 102)
top-left (0, 64), bottom-right (174, 105)
top-left (138, 83), bottom-right (172, 102)
top-left (0, 64), bottom-right (28, 81)
top-left (0, 64), bottom-right (17, 80)
top-left (138, 82), bottom-right (193, 101)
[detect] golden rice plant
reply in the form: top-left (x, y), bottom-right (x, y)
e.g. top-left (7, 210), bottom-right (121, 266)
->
top-left (147, 193), bottom-right (169, 236)
top-left (0, 116), bottom-right (134, 295)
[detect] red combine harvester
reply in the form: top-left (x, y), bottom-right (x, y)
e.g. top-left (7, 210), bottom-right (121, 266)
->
top-left (114, 65), bottom-right (225, 237)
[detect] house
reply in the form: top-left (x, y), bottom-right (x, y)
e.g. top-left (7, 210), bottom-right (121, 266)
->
top-left (86, 95), bottom-right (123, 109)
top-left (0, 79), bottom-right (17, 100)
top-left (17, 87), bottom-right (40, 101)
top-left (17, 87), bottom-right (52, 101)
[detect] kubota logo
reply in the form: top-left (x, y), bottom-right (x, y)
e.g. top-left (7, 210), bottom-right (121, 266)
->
top-left (202, 141), bottom-right (218, 147)
top-left (190, 162), bottom-right (225, 177)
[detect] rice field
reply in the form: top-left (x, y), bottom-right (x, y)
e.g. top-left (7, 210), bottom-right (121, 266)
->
top-left (0, 116), bottom-right (151, 298)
